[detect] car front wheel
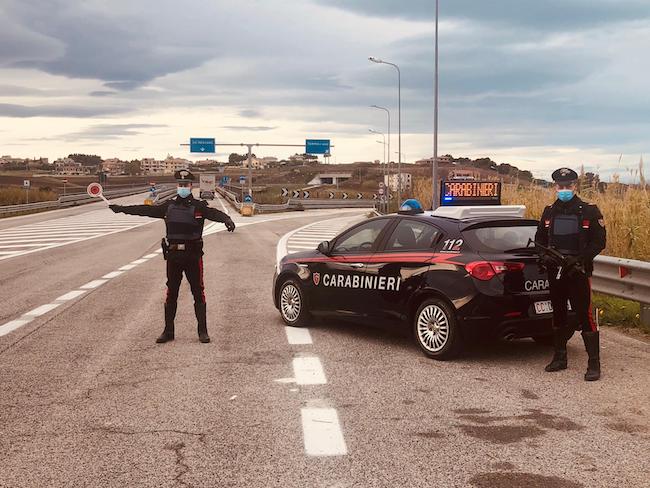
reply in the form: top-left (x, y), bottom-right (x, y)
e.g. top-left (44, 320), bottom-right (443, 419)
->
top-left (278, 279), bottom-right (309, 327)
top-left (414, 298), bottom-right (462, 360)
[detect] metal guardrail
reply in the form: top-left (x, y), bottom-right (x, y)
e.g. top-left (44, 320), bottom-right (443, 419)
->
top-left (592, 256), bottom-right (650, 326)
top-left (0, 185), bottom-right (174, 216)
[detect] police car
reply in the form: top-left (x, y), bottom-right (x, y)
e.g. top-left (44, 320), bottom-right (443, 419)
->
top-left (273, 182), bottom-right (557, 360)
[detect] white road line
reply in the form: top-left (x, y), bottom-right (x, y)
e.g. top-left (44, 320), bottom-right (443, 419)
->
top-left (0, 318), bottom-right (33, 337)
top-left (131, 258), bottom-right (147, 264)
top-left (119, 264), bottom-right (138, 271)
top-left (301, 408), bottom-right (348, 457)
top-left (293, 357), bottom-right (327, 385)
top-left (55, 290), bottom-right (87, 301)
top-left (25, 303), bottom-right (61, 317)
top-left (80, 279), bottom-right (107, 289)
top-left (143, 253), bottom-right (158, 259)
top-left (285, 327), bottom-right (313, 345)
top-left (102, 271), bottom-right (124, 279)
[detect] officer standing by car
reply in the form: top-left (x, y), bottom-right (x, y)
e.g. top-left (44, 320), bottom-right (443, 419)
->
top-left (535, 167), bottom-right (606, 380)
top-left (109, 169), bottom-right (235, 344)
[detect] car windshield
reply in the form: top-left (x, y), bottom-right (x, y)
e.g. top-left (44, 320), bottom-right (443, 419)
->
top-left (463, 224), bottom-right (537, 253)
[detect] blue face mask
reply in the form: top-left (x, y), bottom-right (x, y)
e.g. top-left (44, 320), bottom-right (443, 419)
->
top-left (177, 187), bottom-right (191, 198)
top-left (557, 190), bottom-right (574, 202)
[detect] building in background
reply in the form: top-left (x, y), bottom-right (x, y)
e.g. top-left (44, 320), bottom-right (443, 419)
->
top-left (54, 158), bottom-right (88, 175)
top-left (308, 173), bottom-right (353, 185)
top-left (140, 158), bottom-right (165, 175)
top-left (164, 156), bottom-right (190, 175)
top-left (384, 173), bottom-right (412, 191)
top-left (102, 158), bottom-right (126, 175)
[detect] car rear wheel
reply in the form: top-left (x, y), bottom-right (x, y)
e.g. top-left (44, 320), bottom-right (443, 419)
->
top-left (414, 298), bottom-right (462, 360)
top-left (278, 279), bottom-right (309, 327)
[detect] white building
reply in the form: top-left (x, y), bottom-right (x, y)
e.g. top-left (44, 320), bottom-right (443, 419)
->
top-left (54, 158), bottom-right (87, 175)
top-left (308, 173), bottom-right (353, 185)
top-left (140, 158), bottom-right (165, 174)
top-left (164, 156), bottom-right (190, 175)
top-left (384, 173), bottom-right (412, 191)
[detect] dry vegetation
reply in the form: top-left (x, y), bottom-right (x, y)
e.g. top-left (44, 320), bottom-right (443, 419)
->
top-left (0, 187), bottom-right (58, 206)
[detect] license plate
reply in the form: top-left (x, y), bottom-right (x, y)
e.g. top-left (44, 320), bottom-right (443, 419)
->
top-left (534, 301), bottom-right (553, 314)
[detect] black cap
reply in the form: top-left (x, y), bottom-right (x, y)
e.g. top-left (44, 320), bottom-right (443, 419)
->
top-left (551, 167), bottom-right (578, 183)
top-left (174, 169), bottom-right (194, 182)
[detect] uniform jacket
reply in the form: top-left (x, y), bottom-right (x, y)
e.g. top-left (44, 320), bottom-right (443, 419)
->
top-left (118, 195), bottom-right (231, 246)
top-left (534, 195), bottom-right (606, 276)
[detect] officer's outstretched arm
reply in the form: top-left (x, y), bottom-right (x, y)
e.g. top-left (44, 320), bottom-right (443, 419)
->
top-left (203, 205), bottom-right (235, 231)
top-left (109, 202), bottom-right (168, 219)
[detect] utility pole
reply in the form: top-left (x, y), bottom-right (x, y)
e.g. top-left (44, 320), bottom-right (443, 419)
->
top-left (432, 0), bottom-right (440, 209)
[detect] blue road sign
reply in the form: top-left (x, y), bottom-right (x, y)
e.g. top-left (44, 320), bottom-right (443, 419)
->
top-left (305, 139), bottom-right (330, 155)
top-left (243, 194), bottom-right (253, 203)
top-left (190, 138), bottom-right (215, 153)
top-left (239, 175), bottom-right (246, 184)
top-left (220, 176), bottom-right (230, 187)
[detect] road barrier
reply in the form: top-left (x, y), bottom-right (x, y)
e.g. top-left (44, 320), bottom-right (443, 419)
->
top-left (592, 256), bottom-right (650, 327)
top-left (0, 185), bottom-right (174, 216)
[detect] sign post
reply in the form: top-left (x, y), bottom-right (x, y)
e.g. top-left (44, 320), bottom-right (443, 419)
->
top-left (190, 138), bottom-right (216, 153)
top-left (23, 180), bottom-right (30, 204)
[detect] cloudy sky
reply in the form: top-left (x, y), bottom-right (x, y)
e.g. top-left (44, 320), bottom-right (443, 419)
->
top-left (1, 0), bottom-right (648, 180)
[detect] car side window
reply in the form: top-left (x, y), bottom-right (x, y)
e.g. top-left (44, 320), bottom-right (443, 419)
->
top-left (385, 220), bottom-right (440, 251)
top-left (331, 219), bottom-right (389, 254)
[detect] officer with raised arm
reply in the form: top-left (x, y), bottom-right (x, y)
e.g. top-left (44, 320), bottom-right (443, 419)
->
top-left (110, 169), bottom-right (235, 343)
top-left (535, 167), bottom-right (606, 381)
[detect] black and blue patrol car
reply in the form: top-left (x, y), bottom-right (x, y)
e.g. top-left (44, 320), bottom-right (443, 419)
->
top-left (273, 184), bottom-right (559, 360)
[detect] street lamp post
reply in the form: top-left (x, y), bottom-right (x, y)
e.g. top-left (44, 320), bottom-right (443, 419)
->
top-left (369, 57), bottom-right (402, 204)
top-left (370, 104), bottom-right (391, 209)
top-left (432, 0), bottom-right (440, 209)
top-left (370, 128), bottom-right (387, 212)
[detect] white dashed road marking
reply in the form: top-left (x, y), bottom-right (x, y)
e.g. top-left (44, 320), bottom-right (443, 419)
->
top-left (293, 357), bottom-right (327, 385)
top-left (284, 326), bottom-right (313, 345)
top-left (301, 408), bottom-right (348, 456)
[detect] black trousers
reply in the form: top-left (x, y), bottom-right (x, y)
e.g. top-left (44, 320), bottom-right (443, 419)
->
top-left (549, 270), bottom-right (597, 333)
top-left (165, 253), bottom-right (206, 306)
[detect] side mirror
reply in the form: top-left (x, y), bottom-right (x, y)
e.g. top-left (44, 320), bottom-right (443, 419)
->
top-left (317, 240), bottom-right (331, 255)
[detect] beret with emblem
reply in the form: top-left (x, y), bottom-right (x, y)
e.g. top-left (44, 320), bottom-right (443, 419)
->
top-left (174, 169), bottom-right (195, 182)
top-left (551, 167), bottom-right (578, 183)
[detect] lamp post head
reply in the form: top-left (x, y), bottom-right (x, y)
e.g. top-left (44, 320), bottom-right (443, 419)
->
top-left (369, 56), bottom-right (382, 63)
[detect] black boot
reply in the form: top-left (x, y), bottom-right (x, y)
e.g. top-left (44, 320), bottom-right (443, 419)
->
top-left (582, 331), bottom-right (601, 381)
top-left (195, 302), bottom-right (210, 343)
top-left (545, 328), bottom-right (568, 372)
top-left (156, 303), bottom-right (176, 343)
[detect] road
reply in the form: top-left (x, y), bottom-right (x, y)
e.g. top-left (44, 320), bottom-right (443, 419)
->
top-left (0, 192), bottom-right (648, 488)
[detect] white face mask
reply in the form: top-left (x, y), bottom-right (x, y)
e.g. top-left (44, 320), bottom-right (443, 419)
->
top-left (177, 187), bottom-right (191, 198)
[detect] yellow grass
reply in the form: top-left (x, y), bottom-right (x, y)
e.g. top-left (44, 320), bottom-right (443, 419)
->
top-left (412, 178), bottom-right (650, 261)
top-left (0, 187), bottom-right (58, 206)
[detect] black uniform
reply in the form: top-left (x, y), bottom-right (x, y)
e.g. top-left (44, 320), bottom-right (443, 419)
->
top-left (535, 195), bottom-right (606, 333)
top-left (110, 191), bottom-right (234, 343)
top-left (535, 168), bottom-right (606, 381)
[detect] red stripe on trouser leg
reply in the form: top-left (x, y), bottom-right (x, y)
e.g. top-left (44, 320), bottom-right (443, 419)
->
top-left (588, 278), bottom-right (597, 331)
top-left (199, 257), bottom-right (206, 303)
top-left (165, 287), bottom-right (169, 305)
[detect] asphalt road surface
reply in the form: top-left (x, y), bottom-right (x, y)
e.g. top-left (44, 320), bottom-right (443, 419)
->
top-left (0, 193), bottom-right (648, 488)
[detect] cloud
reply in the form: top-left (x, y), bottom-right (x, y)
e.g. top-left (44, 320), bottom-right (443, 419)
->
top-left (314, 0), bottom-right (650, 29)
top-left (221, 125), bottom-right (277, 132)
top-left (0, 103), bottom-right (130, 118)
top-left (60, 123), bottom-right (167, 140)
top-left (239, 109), bottom-right (261, 118)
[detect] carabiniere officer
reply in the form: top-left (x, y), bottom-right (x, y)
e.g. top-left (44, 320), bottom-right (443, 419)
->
top-left (535, 167), bottom-right (606, 381)
top-left (110, 169), bottom-right (235, 344)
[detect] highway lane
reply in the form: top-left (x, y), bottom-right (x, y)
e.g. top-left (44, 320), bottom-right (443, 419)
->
top-left (0, 201), bottom-right (648, 487)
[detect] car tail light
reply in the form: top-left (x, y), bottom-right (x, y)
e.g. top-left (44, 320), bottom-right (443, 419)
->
top-left (465, 261), bottom-right (525, 281)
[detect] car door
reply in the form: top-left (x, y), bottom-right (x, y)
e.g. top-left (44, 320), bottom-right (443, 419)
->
top-left (365, 218), bottom-right (442, 324)
top-left (309, 218), bottom-right (392, 317)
